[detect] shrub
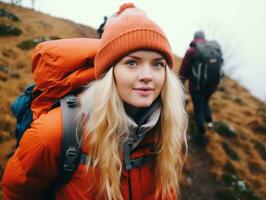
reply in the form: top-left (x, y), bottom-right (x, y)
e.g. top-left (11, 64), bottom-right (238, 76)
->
top-left (0, 24), bottom-right (22, 36)
top-left (232, 96), bottom-right (245, 105)
top-left (17, 36), bottom-right (61, 50)
top-left (216, 174), bottom-right (263, 200)
top-left (214, 121), bottom-right (237, 137)
top-left (0, 8), bottom-right (20, 21)
top-left (221, 142), bottom-right (240, 161)
top-left (252, 140), bottom-right (266, 160)
top-left (224, 161), bottom-right (237, 174)
top-left (0, 64), bottom-right (20, 80)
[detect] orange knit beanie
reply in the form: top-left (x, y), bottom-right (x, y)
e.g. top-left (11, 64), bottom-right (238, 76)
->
top-left (94, 3), bottom-right (175, 78)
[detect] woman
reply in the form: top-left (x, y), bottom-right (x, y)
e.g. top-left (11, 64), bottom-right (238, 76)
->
top-left (2, 3), bottom-right (188, 200)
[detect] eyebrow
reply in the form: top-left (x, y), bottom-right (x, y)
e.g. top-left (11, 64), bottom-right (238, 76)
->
top-left (126, 55), bottom-right (166, 61)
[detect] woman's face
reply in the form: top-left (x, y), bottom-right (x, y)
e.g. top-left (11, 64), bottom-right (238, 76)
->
top-left (114, 50), bottom-right (166, 108)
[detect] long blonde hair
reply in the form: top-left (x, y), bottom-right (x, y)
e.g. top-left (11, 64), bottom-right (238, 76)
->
top-left (79, 66), bottom-right (188, 199)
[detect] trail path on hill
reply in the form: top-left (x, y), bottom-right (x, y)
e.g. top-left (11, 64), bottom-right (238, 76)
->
top-left (180, 138), bottom-right (223, 200)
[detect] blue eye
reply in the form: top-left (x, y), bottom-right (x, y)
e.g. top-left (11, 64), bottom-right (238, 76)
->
top-left (153, 61), bottom-right (165, 68)
top-left (126, 60), bottom-right (137, 67)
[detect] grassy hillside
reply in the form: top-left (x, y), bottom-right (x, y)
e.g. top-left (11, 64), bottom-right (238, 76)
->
top-left (0, 3), bottom-right (266, 200)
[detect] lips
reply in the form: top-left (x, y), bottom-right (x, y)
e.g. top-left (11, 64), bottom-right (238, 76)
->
top-left (133, 87), bottom-right (154, 96)
top-left (134, 87), bottom-right (153, 91)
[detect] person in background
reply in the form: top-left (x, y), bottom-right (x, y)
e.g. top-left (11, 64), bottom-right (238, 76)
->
top-left (2, 3), bottom-right (188, 199)
top-left (179, 30), bottom-right (223, 146)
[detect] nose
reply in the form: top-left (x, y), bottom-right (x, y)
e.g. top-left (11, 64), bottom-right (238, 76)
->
top-left (138, 65), bottom-right (152, 83)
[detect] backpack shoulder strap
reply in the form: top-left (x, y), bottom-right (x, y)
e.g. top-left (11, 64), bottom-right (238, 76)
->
top-left (45, 95), bottom-right (81, 200)
top-left (60, 95), bottom-right (81, 184)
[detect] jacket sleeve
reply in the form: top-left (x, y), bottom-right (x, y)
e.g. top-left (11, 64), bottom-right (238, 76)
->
top-left (2, 107), bottom-right (62, 200)
top-left (178, 47), bottom-right (195, 83)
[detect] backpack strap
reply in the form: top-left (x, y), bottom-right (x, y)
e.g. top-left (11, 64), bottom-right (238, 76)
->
top-left (60, 95), bottom-right (81, 184)
top-left (47, 95), bottom-right (81, 199)
top-left (125, 154), bottom-right (155, 168)
top-left (78, 152), bottom-right (155, 169)
top-left (44, 95), bottom-right (81, 200)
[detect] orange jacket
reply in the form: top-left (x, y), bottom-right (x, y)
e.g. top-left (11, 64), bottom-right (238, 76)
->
top-left (2, 106), bottom-right (176, 200)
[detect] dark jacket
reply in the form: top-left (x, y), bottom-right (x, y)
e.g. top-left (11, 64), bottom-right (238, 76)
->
top-left (179, 38), bottom-right (206, 93)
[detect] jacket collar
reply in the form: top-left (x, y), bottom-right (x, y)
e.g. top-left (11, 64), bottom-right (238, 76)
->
top-left (124, 99), bottom-right (161, 150)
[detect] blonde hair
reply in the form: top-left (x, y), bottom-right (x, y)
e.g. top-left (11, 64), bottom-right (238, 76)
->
top-left (157, 66), bottom-right (188, 198)
top-left (79, 66), bottom-right (188, 199)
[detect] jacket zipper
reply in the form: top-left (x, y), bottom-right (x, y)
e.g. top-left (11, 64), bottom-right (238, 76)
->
top-left (128, 169), bottom-right (133, 200)
top-left (124, 142), bottom-right (133, 200)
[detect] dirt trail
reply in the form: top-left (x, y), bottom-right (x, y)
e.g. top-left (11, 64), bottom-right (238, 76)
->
top-left (181, 137), bottom-right (224, 200)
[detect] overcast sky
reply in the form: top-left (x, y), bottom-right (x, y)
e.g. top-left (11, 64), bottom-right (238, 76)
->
top-left (11, 0), bottom-right (266, 101)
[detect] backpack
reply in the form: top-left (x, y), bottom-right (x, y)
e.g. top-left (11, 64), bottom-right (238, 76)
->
top-left (12, 83), bottom-right (35, 146)
top-left (191, 40), bottom-right (223, 90)
top-left (11, 38), bottom-right (100, 197)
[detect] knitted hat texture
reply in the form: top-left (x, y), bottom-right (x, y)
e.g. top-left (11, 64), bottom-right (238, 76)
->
top-left (94, 3), bottom-right (174, 78)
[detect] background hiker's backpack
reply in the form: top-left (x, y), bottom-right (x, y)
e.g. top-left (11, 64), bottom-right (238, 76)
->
top-left (192, 40), bottom-right (223, 90)
top-left (11, 38), bottom-right (100, 196)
